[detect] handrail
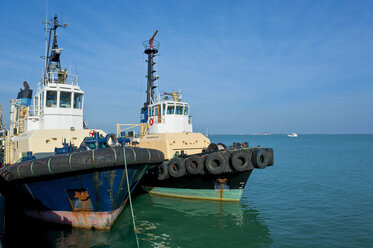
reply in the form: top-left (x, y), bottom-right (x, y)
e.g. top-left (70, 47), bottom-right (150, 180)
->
top-left (116, 123), bottom-right (141, 137)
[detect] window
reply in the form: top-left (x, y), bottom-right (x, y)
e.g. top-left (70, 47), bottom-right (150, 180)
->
top-left (148, 107), bottom-right (152, 117)
top-left (167, 104), bottom-right (175, 114)
top-left (154, 106), bottom-right (158, 116)
top-left (73, 93), bottom-right (83, 109)
top-left (162, 104), bottom-right (166, 115)
top-left (41, 92), bottom-right (44, 108)
top-left (60, 92), bottom-right (72, 108)
top-left (176, 105), bottom-right (183, 115)
top-left (46, 91), bottom-right (57, 108)
top-left (184, 105), bottom-right (189, 115)
top-left (35, 96), bottom-right (39, 109)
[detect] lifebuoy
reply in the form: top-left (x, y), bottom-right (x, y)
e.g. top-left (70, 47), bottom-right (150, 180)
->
top-left (89, 130), bottom-right (95, 137)
top-left (204, 152), bottom-right (227, 175)
top-left (252, 149), bottom-right (269, 169)
top-left (168, 157), bottom-right (186, 178)
top-left (229, 150), bottom-right (253, 172)
top-left (149, 118), bottom-right (154, 126)
top-left (184, 155), bottom-right (204, 174)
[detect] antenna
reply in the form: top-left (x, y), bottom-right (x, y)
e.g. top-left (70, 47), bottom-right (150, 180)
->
top-left (42, 14), bottom-right (68, 84)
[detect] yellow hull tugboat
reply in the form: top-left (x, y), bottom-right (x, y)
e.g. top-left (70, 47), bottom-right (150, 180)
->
top-left (118, 32), bottom-right (274, 202)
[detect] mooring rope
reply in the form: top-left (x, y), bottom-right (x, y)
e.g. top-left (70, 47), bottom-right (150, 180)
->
top-left (123, 146), bottom-right (140, 248)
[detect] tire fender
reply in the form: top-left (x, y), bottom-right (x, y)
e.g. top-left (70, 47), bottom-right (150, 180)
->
top-left (204, 152), bottom-right (227, 175)
top-left (168, 157), bottom-right (186, 178)
top-left (184, 155), bottom-right (203, 174)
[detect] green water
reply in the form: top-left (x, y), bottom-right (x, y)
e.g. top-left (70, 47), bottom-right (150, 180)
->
top-left (1, 134), bottom-right (373, 247)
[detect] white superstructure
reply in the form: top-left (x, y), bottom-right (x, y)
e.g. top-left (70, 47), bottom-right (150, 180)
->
top-left (4, 15), bottom-right (103, 164)
top-left (146, 91), bottom-right (192, 134)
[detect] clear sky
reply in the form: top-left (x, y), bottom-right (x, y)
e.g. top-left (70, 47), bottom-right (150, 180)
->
top-left (0, 0), bottom-right (372, 134)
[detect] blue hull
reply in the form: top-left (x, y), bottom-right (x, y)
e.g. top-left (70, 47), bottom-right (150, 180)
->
top-left (4, 165), bottom-right (148, 230)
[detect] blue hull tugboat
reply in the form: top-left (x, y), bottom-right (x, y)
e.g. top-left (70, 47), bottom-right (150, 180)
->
top-left (0, 15), bottom-right (164, 230)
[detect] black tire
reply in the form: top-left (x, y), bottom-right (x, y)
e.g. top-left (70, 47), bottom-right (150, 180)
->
top-left (204, 152), bottom-right (227, 175)
top-left (230, 150), bottom-right (253, 172)
top-left (157, 162), bottom-right (169, 181)
top-left (252, 149), bottom-right (269, 169)
top-left (265, 148), bottom-right (274, 166)
top-left (207, 143), bottom-right (219, 151)
top-left (168, 157), bottom-right (186, 178)
top-left (217, 143), bottom-right (227, 150)
top-left (184, 155), bottom-right (203, 174)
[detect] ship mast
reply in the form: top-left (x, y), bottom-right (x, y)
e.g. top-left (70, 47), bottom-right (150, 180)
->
top-left (143, 30), bottom-right (159, 107)
top-left (43, 14), bottom-right (67, 85)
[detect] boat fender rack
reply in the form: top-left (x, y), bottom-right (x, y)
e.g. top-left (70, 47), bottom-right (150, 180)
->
top-left (0, 146), bottom-right (164, 183)
top-left (152, 143), bottom-right (274, 181)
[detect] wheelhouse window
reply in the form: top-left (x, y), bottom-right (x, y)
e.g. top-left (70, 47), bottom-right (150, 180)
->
top-left (60, 91), bottom-right (72, 108)
top-left (41, 92), bottom-right (44, 109)
top-left (149, 107), bottom-right (153, 117)
top-left (154, 105), bottom-right (158, 116)
top-left (167, 104), bottom-right (175, 114)
top-left (184, 105), bottom-right (189, 115)
top-left (73, 93), bottom-right (83, 109)
top-left (176, 105), bottom-right (183, 115)
top-left (162, 104), bottom-right (166, 115)
top-left (46, 91), bottom-right (57, 108)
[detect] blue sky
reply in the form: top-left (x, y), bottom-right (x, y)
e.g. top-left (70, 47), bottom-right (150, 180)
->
top-left (0, 0), bottom-right (372, 134)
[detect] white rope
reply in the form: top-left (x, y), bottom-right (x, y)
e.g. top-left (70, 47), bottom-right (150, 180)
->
top-left (123, 146), bottom-right (140, 248)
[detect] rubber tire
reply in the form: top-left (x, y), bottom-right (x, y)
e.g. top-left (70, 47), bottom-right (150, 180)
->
top-left (157, 162), bottom-right (169, 181)
top-left (207, 143), bottom-right (219, 151)
top-left (217, 143), bottom-right (227, 150)
top-left (168, 157), bottom-right (186, 178)
top-left (265, 148), bottom-right (274, 166)
top-left (204, 152), bottom-right (227, 175)
top-left (230, 150), bottom-right (254, 172)
top-left (252, 149), bottom-right (269, 169)
top-left (184, 155), bottom-right (203, 175)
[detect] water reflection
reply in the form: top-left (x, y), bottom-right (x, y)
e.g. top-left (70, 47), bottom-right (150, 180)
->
top-left (1, 193), bottom-right (272, 248)
top-left (117, 194), bottom-right (273, 248)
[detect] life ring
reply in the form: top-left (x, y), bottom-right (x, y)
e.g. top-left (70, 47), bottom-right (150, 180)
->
top-left (229, 150), bottom-right (253, 172)
top-left (204, 152), bottom-right (227, 175)
top-left (149, 118), bottom-right (154, 126)
top-left (184, 155), bottom-right (204, 174)
top-left (252, 149), bottom-right (269, 169)
top-left (168, 157), bottom-right (186, 178)
top-left (157, 162), bottom-right (169, 181)
top-left (89, 130), bottom-right (95, 137)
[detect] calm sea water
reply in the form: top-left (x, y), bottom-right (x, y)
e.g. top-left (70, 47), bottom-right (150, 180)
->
top-left (1, 134), bottom-right (373, 247)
